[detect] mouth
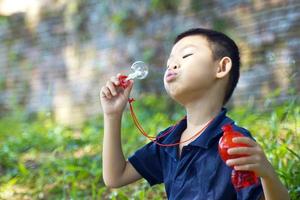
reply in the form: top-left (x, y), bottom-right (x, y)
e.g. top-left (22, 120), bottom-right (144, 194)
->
top-left (165, 72), bottom-right (178, 82)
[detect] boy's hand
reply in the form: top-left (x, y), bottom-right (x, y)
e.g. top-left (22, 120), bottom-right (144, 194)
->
top-left (100, 74), bottom-right (134, 116)
top-left (225, 137), bottom-right (274, 179)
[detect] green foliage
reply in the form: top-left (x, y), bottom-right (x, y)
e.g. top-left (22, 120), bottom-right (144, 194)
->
top-left (0, 95), bottom-right (299, 199)
top-left (111, 11), bottom-right (143, 35)
top-left (212, 17), bottom-right (231, 33)
top-left (150, 0), bottom-right (180, 13)
top-left (0, 16), bottom-right (8, 26)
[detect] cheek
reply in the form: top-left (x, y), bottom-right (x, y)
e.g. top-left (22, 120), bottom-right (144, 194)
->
top-left (181, 65), bottom-right (216, 91)
top-left (185, 56), bottom-right (215, 78)
top-left (164, 79), bottom-right (184, 98)
top-left (183, 65), bottom-right (213, 82)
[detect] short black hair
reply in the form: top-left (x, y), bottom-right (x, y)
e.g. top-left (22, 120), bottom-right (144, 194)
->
top-left (174, 28), bottom-right (240, 105)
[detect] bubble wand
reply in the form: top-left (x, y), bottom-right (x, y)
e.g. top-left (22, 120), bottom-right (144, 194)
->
top-left (118, 61), bottom-right (215, 147)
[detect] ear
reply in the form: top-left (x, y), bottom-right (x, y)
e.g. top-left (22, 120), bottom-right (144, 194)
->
top-left (216, 57), bottom-right (232, 78)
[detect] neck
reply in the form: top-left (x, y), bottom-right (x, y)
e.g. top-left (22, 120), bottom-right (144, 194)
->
top-left (184, 93), bottom-right (223, 131)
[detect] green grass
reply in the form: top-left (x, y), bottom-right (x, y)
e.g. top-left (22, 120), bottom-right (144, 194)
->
top-left (0, 95), bottom-right (299, 199)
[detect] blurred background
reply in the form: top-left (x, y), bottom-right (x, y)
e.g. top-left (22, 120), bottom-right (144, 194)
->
top-left (0, 0), bottom-right (299, 199)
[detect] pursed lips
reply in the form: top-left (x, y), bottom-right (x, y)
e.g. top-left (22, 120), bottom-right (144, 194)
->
top-left (165, 72), bottom-right (178, 82)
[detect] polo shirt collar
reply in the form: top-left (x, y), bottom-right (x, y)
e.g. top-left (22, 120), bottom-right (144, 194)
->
top-left (163, 107), bottom-right (233, 158)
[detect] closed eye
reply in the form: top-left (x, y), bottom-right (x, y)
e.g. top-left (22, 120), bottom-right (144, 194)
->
top-left (182, 53), bottom-right (193, 59)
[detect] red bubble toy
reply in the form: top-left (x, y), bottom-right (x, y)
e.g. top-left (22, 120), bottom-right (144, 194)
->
top-left (218, 124), bottom-right (259, 190)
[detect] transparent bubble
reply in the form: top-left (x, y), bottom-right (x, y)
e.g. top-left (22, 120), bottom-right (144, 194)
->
top-left (126, 61), bottom-right (148, 80)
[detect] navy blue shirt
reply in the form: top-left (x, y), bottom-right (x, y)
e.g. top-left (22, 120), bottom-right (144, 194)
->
top-left (128, 108), bottom-right (263, 200)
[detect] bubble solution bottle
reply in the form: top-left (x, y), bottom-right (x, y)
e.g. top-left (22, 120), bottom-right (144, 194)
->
top-left (218, 124), bottom-right (259, 190)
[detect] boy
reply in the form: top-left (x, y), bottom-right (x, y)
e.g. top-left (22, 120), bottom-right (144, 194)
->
top-left (100, 28), bottom-right (289, 200)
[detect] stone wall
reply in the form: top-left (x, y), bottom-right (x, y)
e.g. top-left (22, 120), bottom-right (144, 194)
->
top-left (0, 0), bottom-right (299, 125)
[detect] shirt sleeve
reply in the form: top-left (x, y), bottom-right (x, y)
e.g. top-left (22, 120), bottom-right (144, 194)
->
top-left (128, 135), bottom-right (164, 186)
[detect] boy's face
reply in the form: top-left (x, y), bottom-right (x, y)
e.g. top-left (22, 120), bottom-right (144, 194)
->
top-left (164, 35), bottom-right (218, 104)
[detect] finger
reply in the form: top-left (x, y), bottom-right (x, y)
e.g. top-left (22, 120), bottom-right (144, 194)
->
top-left (232, 137), bottom-right (257, 147)
top-left (101, 86), bottom-right (112, 99)
top-left (228, 146), bottom-right (258, 155)
top-left (100, 87), bottom-right (106, 98)
top-left (106, 81), bottom-right (117, 96)
top-left (226, 155), bottom-right (258, 166)
top-left (234, 163), bottom-right (259, 171)
top-left (110, 76), bottom-right (120, 86)
top-left (124, 80), bottom-right (134, 97)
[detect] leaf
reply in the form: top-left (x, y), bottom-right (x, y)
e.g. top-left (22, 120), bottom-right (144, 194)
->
top-left (286, 147), bottom-right (300, 160)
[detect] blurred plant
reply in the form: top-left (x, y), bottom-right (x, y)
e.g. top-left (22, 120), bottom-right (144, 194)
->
top-left (150, 0), bottom-right (180, 13)
top-left (0, 94), bottom-right (299, 199)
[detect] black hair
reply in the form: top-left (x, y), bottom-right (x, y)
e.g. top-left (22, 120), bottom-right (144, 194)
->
top-left (174, 28), bottom-right (240, 105)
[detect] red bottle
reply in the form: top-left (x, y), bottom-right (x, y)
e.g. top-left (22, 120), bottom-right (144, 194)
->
top-left (218, 124), bottom-right (259, 190)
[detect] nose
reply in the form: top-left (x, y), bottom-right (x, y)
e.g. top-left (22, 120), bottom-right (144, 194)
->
top-left (167, 62), bottom-right (179, 70)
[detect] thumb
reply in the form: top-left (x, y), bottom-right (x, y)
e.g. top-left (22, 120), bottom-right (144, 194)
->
top-left (124, 80), bottom-right (134, 97)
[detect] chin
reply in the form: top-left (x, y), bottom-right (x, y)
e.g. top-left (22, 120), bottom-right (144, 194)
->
top-left (165, 86), bottom-right (186, 105)
top-left (166, 85), bottom-right (205, 106)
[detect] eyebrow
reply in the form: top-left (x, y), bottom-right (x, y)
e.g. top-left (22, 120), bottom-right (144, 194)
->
top-left (179, 44), bottom-right (198, 52)
top-left (167, 44), bottom-right (198, 64)
top-left (168, 45), bottom-right (197, 59)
